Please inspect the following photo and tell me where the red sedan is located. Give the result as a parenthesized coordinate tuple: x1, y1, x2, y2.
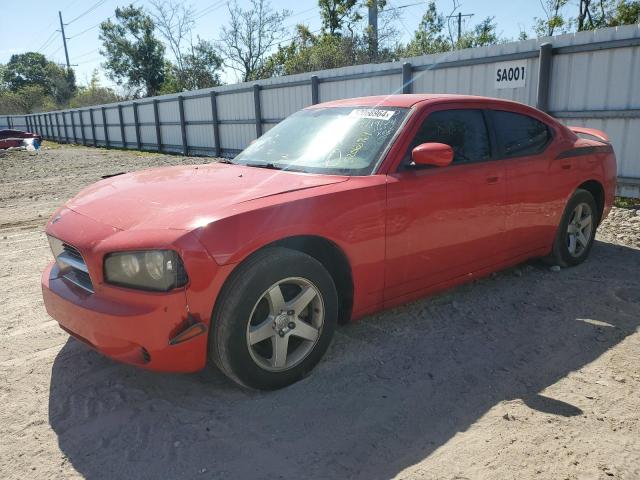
(41, 94, 617, 389)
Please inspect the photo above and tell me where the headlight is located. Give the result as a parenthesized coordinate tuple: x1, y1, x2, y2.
(104, 250, 188, 291)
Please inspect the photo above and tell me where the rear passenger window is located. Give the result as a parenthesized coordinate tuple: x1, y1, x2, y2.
(491, 110, 550, 157)
(410, 109, 491, 164)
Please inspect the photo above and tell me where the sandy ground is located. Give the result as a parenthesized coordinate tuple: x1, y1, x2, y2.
(0, 144, 639, 480)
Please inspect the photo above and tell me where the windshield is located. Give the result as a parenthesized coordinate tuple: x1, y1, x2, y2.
(233, 106, 409, 175)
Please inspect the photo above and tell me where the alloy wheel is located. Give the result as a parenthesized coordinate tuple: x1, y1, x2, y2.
(246, 277, 324, 372)
(567, 202, 593, 257)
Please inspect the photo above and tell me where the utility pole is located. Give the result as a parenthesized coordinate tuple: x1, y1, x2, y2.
(368, 1, 378, 61)
(446, 11, 473, 48)
(58, 11, 70, 69)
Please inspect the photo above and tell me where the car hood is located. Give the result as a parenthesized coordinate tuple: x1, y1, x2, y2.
(66, 162, 349, 230)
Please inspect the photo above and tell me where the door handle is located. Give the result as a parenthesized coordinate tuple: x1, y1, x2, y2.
(486, 176, 500, 184)
(561, 163, 572, 170)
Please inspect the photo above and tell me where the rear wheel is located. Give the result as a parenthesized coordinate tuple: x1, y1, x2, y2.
(550, 189, 598, 267)
(209, 247, 338, 390)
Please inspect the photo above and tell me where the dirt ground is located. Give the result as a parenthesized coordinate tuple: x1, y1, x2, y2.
(1, 144, 639, 480)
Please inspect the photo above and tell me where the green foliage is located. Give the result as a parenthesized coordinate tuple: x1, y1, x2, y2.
(99, 5, 166, 97)
(458, 17, 500, 49)
(0, 85, 48, 114)
(318, 0, 361, 35)
(577, 0, 640, 31)
(534, 0, 571, 37)
(398, 1, 450, 56)
(179, 38, 223, 90)
(2, 52, 76, 105)
(69, 70, 121, 108)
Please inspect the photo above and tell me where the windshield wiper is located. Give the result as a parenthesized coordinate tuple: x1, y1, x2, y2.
(246, 162, 286, 170)
(217, 158, 235, 164)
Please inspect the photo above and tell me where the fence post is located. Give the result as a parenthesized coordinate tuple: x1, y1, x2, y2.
(101, 107, 109, 147)
(62, 112, 69, 143)
(45, 114, 50, 139)
(70, 111, 77, 144)
(402, 62, 413, 94)
(79, 110, 86, 145)
(311, 75, 319, 105)
(536, 42, 553, 113)
(253, 84, 262, 138)
(133, 102, 142, 150)
(90, 108, 97, 146)
(55, 113, 61, 141)
(209, 91, 221, 157)
(153, 99, 162, 152)
(178, 96, 188, 155)
(26, 115, 31, 132)
(118, 104, 126, 148)
(8, 116, 12, 129)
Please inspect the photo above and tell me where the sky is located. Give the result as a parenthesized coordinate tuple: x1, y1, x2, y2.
(0, 0, 547, 89)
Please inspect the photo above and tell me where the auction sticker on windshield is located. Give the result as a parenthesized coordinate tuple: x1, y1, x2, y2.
(348, 109, 396, 120)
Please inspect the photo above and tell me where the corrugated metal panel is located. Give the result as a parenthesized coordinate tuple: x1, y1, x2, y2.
(158, 100, 180, 122)
(260, 84, 310, 119)
(320, 73, 401, 102)
(137, 103, 155, 124)
(184, 96, 211, 121)
(217, 91, 253, 120)
(219, 123, 254, 150)
(186, 124, 215, 148)
(160, 125, 181, 146)
(139, 125, 156, 145)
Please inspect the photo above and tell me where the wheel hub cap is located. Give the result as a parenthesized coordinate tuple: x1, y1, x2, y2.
(567, 202, 593, 257)
(246, 277, 324, 372)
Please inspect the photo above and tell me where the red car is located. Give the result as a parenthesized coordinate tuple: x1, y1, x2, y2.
(41, 94, 616, 389)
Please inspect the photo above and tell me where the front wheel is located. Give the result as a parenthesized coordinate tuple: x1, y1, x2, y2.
(550, 189, 598, 267)
(209, 247, 338, 390)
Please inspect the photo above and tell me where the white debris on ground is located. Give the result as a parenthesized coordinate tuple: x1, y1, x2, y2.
(598, 205, 640, 248)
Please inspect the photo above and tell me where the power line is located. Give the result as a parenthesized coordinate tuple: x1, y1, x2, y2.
(67, 0, 109, 25)
(67, 0, 141, 39)
(193, 0, 228, 21)
(36, 31, 58, 53)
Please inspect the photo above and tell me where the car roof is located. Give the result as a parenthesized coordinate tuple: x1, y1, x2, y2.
(308, 94, 527, 110)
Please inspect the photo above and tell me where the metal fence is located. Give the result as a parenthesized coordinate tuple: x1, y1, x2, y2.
(2, 24, 640, 197)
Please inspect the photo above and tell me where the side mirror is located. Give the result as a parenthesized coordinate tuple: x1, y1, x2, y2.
(411, 142, 453, 167)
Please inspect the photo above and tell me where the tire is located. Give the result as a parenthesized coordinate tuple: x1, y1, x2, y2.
(209, 247, 338, 390)
(550, 189, 598, 267)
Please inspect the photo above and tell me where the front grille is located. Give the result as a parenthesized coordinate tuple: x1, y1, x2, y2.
(48, 236, 95, 294)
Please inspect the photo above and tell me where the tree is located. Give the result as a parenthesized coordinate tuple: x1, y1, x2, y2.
(219, 0, 290, 82)
(534, 0, 571, 37)
(318, 0, 361, 35)
(2, 52, 76, 105)
(576, 0, 640, 30)
(459, 17, 500, 48)
(399, 1, 451, 56)
(181, 38, 223, 90)
(69, 70, 121, 108)
(99, 5, 166, 97)
(0, 85, 48, 114)
(608, 0, 640, 24)
(149, 0, 198, 89)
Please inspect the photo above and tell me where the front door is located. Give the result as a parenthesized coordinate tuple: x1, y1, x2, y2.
(384, 108, 507, 301)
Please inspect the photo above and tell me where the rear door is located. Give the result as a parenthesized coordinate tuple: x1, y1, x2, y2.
(487, 109, 576, 255)
(384, 107, 507, 301)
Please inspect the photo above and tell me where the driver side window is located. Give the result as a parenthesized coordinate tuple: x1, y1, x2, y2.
(408, 109, 491, 165)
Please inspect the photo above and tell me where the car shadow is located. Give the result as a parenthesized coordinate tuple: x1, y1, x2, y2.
(48, 240, 640, 479)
